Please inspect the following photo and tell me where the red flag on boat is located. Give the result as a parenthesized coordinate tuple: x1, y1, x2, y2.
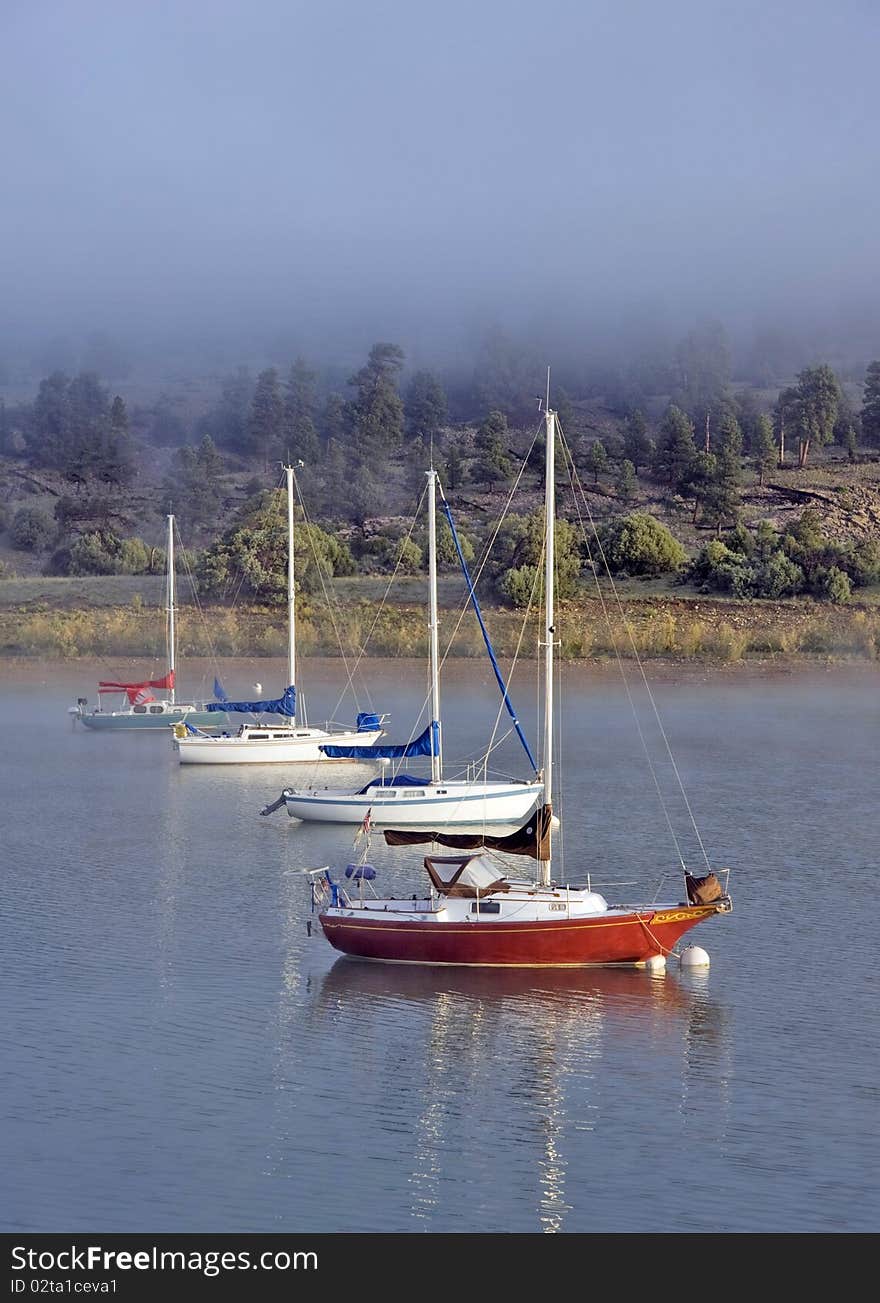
(361, 808, 373, 835)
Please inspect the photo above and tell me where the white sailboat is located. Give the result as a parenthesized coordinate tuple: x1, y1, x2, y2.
(172, 464, 385, 764)
(262, 466, 544, 825)
(69, 514, 230, 731)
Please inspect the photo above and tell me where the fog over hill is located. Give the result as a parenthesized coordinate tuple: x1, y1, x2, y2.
(1, 0, 878, 381)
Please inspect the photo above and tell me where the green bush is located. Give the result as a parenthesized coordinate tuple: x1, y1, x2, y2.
(64, 530, 152, 576)
(10, 505, 53, 551)
(751, 552, 804, 599)
(499, 564, 540, 608)
(813, 565, 852, 604)
(602, 512, 687, 575)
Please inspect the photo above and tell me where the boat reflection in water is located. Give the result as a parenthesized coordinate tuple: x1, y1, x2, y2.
(311, 957, 730, 1232)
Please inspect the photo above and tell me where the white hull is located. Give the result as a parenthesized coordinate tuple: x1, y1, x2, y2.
(282, 781, 543, 826)
(175, 726, 384, 765)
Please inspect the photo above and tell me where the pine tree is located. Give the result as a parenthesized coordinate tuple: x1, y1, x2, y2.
(29, 371, 72, 469)
(792, 365, 841, 467)
(405, 370, 447, 443)
(102, 394, 134, 485)
(623, 409, 652, 473)
(247, 368, 284, 470)
(652, 405, 697, 489)
(473, 410, 512, 492)
(349, 343, 405, 454)
(751, 414, 777, 486)
(585, 439, 608, 484)
(283, 357, 320, 463)
(445, 440, 466, 490)
(320, 393, 348, 446)
(214, 366, 254, 452)
(773, 386, 798, 466)
(615, 458, 636, 501)
(860, 361, 880, 448)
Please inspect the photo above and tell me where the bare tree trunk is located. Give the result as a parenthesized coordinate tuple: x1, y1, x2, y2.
(779, 419, 785, 465)
(704, 411, 710, 455)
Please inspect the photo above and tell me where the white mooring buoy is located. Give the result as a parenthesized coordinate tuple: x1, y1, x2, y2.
(645, 954, 667, 972)
(679, 945, 711, 968)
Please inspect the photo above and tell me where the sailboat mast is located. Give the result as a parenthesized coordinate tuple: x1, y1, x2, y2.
(285, 465, 297, 723)
(166, 513, 176, 705)
(427, 467, 442, 783)
(540, 406, 555, 887)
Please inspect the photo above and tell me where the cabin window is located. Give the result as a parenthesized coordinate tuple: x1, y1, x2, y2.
(149, 706, 164, 714)
(296, 732, 309, 737)
(251, 733, 268, 740)
(470, 900, 501, 914)
(402, 791, 425, 798)
(133, 705, 148, 714)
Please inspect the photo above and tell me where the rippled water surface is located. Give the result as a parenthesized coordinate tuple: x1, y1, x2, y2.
(2, 659, 878, 1233)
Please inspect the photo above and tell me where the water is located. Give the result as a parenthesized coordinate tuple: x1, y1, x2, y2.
(1, 658, 878, 1233)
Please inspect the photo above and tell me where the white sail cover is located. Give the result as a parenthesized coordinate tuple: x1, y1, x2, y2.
(455, 855, 505, 892)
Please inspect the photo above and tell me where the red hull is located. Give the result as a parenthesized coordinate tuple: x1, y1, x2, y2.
(319, 904, 726, 967)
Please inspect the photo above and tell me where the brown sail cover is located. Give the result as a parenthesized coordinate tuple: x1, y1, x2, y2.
(383, 803, 552, 860)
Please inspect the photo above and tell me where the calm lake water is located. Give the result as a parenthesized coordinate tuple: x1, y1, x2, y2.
(1, 657, 878, 1234)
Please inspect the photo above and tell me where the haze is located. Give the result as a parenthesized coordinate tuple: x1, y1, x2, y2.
(2, 0, 878, 373)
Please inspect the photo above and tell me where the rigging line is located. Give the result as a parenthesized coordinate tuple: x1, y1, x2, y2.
(438, 487, 537, 775)
(372, 430, 543, 781)
(436, 423, 542, 674)
(174, 519, 223, 682)
(331, 479, 430, 722)
(557, 432, 688, 870)
(291, 469, 365, 715)
(477, 530, 543, 778)
(558, 428, 712, 874)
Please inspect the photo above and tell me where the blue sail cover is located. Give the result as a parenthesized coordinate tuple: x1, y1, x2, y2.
(356, 712, 382, 731)
(206, 685, 296, 716)
(213, 677, 228, 702)
(320, 720, 438, 760)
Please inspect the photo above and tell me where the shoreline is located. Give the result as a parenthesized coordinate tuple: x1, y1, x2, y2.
(3, 652, 879, 684)
(1, 592, 878, 666)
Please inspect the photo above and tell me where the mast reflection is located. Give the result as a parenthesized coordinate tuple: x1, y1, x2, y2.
(313, 959, 724, 1231)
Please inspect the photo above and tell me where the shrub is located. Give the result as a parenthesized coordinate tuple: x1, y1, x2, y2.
(751, 552, 804, 599)
(499, 564, 540, 608)
(10, 505, 53, 551)
(601, 512, 687, 576)
(812, 565, 852, 604)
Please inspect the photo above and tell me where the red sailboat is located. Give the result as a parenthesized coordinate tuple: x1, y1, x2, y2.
(309, 393, 732, 968)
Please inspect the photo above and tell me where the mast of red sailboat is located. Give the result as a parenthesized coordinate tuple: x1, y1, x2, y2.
(539, 385, 555, 889)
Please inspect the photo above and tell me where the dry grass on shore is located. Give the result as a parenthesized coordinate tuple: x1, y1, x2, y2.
(1, 594, 877, 664)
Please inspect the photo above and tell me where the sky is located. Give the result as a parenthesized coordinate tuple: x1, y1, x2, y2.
(1, 0, 878, 372)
